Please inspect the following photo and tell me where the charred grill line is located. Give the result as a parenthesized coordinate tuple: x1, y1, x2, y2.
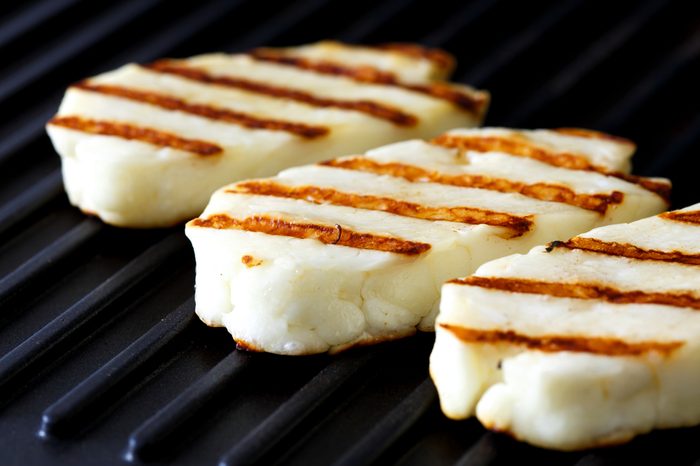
(145, 62, 419, 126)
(229, 180, 534, 237)
(72, 82, 329, 138)
(441, 324, 683, 357)
(452, 276, 700, 311)
(190, 213, 432, 256)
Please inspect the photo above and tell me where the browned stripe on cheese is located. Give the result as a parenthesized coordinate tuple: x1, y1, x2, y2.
(553, 127, 635, 147)
(374, 43, 455, 71)
(188, 214, 430, 255)
(433, 133, 603, 171)
(440, 324, 683, 357)
(73, 82, 328, 139)
(548, 237, 700, 266)
(450, 276, 700, 310)
(432, 133, 671, 203)
(144, 61, 418, 126)
(660, 210, 700, 225)
(323, 157, 623, 214)
(47, 116, 222, 155)
(228, 180, 533, 237)
(248, 50, 488, 115)
(613, 173, 671, 202)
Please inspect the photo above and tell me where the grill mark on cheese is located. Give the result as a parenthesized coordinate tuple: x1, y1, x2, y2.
(440, 324, 683, 357)
(144, 61, 418, 126)
(433, 133, 604, 171)
(189, 214, 430, 255)
(660, 210, 700, 225)
(613, 173, 671, 202)
(323, 157, 623, 214)
(47, 116, 222, 155)
(228, 180, 534, 237)
(248, 50, 487, 114)
(374, 43, 455, 71)
(553, 127, 635, 147)
(72, 82, 329, 139)
(548, 237, 700, 266)
(432, 133, 671, 202)
(450, 276, 700, 310)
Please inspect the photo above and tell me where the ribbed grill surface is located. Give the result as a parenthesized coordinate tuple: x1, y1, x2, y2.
(1, 1, 699, 465)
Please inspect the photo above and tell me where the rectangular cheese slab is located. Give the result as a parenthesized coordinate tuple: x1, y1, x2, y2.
(431, 204, 700, 451)
(45, 41, 488, 227)
(185, 127, 669, 355)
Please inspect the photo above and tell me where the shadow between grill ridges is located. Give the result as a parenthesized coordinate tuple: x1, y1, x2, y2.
(0, 0, 161, 107)
(0, 0, 81, 50)
(37, 296, 197, 439)
(125, 350, 255, 463)
(0, 218, 103, 311)
(420, 0, 499, 48)
(332, 377, 437, 466)
(458, 0, 585, 87)
(0, 170, 64, 240)
(502, 0, 669, 127)
(217, 351, 376, 466)
(596, 29, 700, 133)
(0, 232, 188, 405)
(336, 0, 415, 43)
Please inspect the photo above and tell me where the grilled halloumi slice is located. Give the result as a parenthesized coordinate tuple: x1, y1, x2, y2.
(431, 204, 700, 451)
(185, 127, 669, 355)
(45, 41, 487, 228)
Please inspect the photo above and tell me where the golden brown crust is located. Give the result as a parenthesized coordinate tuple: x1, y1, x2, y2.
(248, 49, 487, 115)
(553, 127, 635, 147)
(250, 48, 399, 83)
(440, 324, 683, 357)
(241, 255, 263, 267)
(323, 157, 623, 214)
(612, 173, 671, 203)
(144, 61, 418, 126)
(73, 82, 329, 139)
(450, 276, 700, 310)
(228, 180, 533, 238)
(432, 133, 670, 202)
(234, 338, 263, 352)
(549, 237, 700, 266)
(47, 115, 222, 155)
(189, 214, 431, 255)
(374, 43, 456, 71)
(433, 133, 603, 171)
(660, 210, 700, 225)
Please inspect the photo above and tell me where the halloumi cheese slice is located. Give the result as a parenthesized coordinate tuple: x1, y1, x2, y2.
(431, 204, 700, 451)
(45, 41, 488, 227)
(185, 127, 669, 355)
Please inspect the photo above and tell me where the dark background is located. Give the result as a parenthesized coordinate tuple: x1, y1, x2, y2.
(0, 0, 699, 465)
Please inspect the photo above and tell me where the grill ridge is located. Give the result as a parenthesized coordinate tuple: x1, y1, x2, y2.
(503, 0, 670, 126)
(38, 297, 197, 438)
(333, 378, 437, 466)
(218, 352, 375, 466)
(126, 351, 254, 462)
(0, 233, 187, 403)
(0, 220, 102, 309)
